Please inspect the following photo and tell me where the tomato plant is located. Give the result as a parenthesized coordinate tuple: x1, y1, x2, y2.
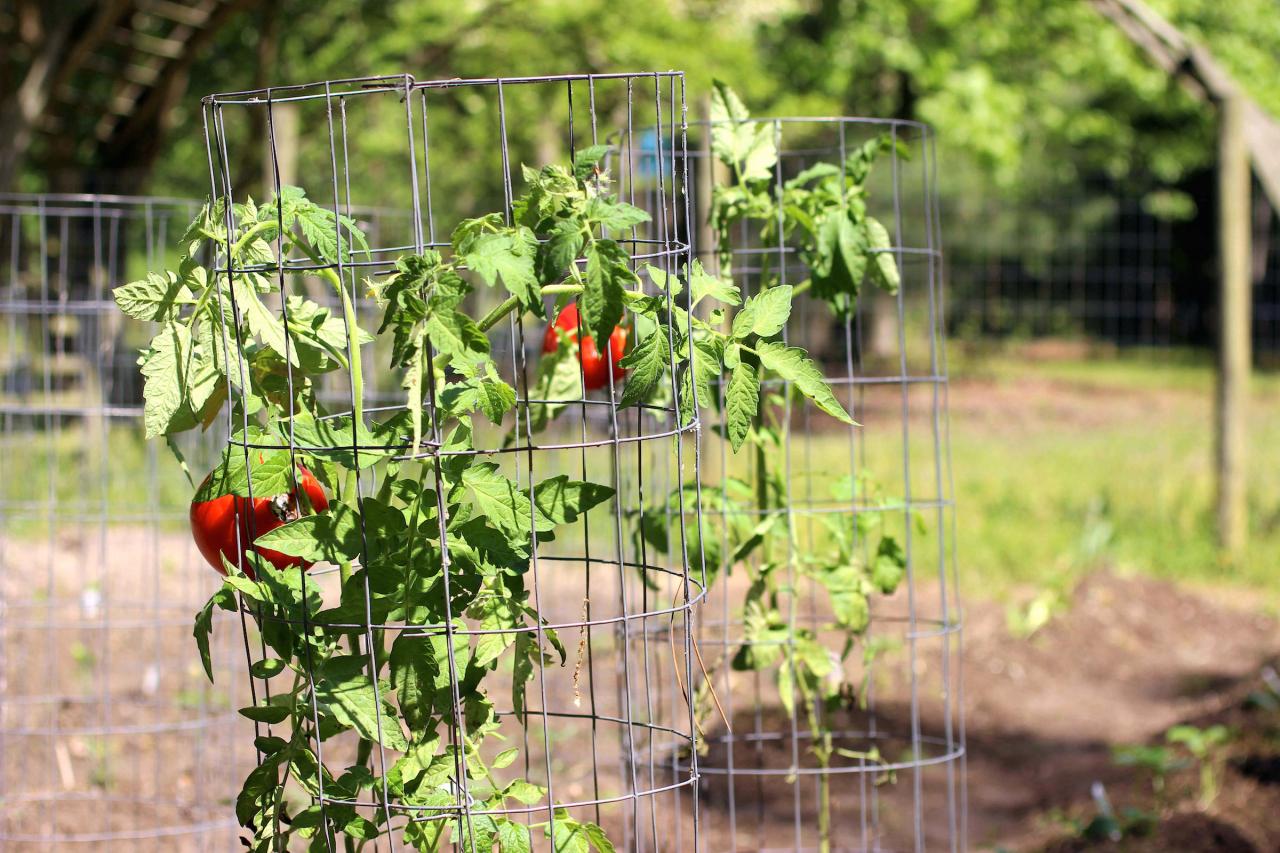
(116, 132, 855, 852)
(541, 302, 627, 390)
(630, 83, 913, 853)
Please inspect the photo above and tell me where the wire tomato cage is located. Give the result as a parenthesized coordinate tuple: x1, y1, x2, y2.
(0, 193, 246, 848)
(627, 111, 965, 852)
(197, 72, 707, 851)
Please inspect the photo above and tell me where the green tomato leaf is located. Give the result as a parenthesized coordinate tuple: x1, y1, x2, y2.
(252, 504, 361, 564)
(583, 822, 617, 853)
(538, 218, 586, 283)
(688, 260, 740, 308)
(425, 307, 489, 365)
(457, 223, 542, 314)
(547, 815, 591, 853)
(811, 213, 868, 310)
(529, 333, 584, 433)
(462, 462, 541, 543)
(314, 655, 409, 752)
(618, 325, 670, 410)
(642, 264, 684, 298)
(819, 562, 871, 632)
(238, 703, 291, 724)
(441, 372, 516, 425)
(686, 337, 722, 417)
(573, 144, 611, 181)
(491, 747, 519, 770)
(497, 819, 533, 853)
(777, 658, 796, 718)
(725, 361, 760, 453)
(285, 410, 413, 470)
(472, 593, 524, 668)
(113, 271, 193, 321)
(193, 437, 296, 502)
(532, 475, 615, 526)
(233, 277, 296, 367)
(755, 341, 855, 425)
(389, 634, 440, 731)
(193, 584, 237, 683)
(709, 80, 776, 182)
(138, 322, 220, 438)
(710, 79, 750, 124)
(504, 779, 546, 806)
(730, 285, 792, 340)
(284, 294, 372, 371)
(582, 238, 632, 349)
(235, 754, 285, 827)
(865, 216, 900, 295)
(872, 535, 906, 594)
(585, 196, 650, 232)
(249, 658, 287, 679)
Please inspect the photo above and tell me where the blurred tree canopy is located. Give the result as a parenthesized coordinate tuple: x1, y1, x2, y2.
(756, 0, 1280, 196)
(5, 0, 1279, 217)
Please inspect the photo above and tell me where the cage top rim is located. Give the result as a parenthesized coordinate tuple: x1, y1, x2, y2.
(682, 115, 933, 135)
(202, 70, 687, 106)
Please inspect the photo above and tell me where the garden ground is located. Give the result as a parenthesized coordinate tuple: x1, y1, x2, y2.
(886, 342, 1280, 850)
(4, 343, 1280, 850)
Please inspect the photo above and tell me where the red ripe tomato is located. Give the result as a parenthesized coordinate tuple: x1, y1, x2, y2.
(190, 462, 329, 579)
(542, 302, 627, 391)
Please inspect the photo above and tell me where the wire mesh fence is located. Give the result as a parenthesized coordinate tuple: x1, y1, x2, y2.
(0, 194, 246, 848)
(944, 193, 1181, 347)
(628, 113, 964, 852)
(195, 72, 705, 851)
(1250, 192, 1280, 355)
(943, 181, 1280, 356)
(2, 82, 974, 853)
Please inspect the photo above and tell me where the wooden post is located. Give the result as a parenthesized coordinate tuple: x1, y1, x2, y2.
(1216, 93, 1251, 557)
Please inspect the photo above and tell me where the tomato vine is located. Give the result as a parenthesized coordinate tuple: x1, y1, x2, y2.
(116, 132, 856, 851)
(637, 83, 915, 853)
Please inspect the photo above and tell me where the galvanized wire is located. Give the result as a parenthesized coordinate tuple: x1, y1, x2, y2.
(632, 117, 965, 852)
(202, 72, 703, 851)
(0, 193, 246, 848)
(943, 182, 1279, 355)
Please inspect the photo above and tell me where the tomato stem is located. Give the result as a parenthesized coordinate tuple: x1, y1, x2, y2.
(476, 283, 647, 333)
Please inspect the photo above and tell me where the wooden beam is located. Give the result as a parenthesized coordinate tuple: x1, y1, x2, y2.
(1091, 0, 1270, 558)
(1216, 94, 1251, 557)
(1091, 0, 1280, 211)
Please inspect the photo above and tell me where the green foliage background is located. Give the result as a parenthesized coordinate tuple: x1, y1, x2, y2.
(135, 0, 1280, 221)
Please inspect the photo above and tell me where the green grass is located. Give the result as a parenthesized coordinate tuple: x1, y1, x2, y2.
(940, 346, 1280, 603)
(0, 422, 202, 534)
(4, 345, 1278, 609)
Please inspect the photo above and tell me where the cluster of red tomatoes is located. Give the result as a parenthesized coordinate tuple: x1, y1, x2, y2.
(191, 305, 626, 576)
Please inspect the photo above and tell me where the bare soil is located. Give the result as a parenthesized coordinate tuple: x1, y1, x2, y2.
(950, 571, 1279, 851)
(2, 532, 1280, 845)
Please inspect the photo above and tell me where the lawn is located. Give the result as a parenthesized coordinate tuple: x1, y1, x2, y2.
(4, 343, 1277, 610)
(943, 344, 1280, 605)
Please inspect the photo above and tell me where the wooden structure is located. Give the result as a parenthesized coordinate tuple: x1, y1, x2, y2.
(1093, 0, 1280, 557)
(0, 0, 258, 195)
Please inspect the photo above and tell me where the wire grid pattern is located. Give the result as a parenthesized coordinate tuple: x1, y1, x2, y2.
(202, 73, 705, 851)
(0, 194, 245, 848)
(943, 186, 1280, 355)
(630, 118, 964, 852)
(943, 191, 1181, 347)
(1251, 193, 1280, 354)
